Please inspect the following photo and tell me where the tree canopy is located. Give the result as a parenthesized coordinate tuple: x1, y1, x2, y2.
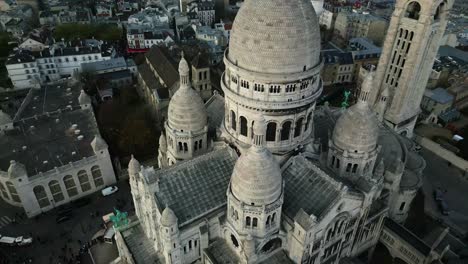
(54, 24, 122, 41)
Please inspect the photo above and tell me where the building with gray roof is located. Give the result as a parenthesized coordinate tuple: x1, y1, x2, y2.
(0, 79, 116, 217)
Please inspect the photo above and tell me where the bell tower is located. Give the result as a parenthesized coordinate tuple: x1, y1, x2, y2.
(371, 0, 453, 137)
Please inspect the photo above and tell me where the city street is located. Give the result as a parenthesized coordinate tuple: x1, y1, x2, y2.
(420, 148, 468, 237)
(0, 180, 134, 264)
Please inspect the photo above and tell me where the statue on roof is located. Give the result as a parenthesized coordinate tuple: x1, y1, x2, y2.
(341, 90, 351, 109)
(110, 208, 129, 229)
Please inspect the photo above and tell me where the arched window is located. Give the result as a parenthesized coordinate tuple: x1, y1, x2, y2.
(194, 141, 198, 151)
(91, 165, 104, 187)
(240, 116, 248, 136)
(352, 164, 358, 173)
(305, 113, 313, 131)
(63, 175, 78, 197)
(246, 216, 251, 227)
(294, 118, 304, 138)
(405, 1, 421, 20)
(78, 170, 91, 192)
(33, 185, 50, 208)
(199, 139, 202, 149)
(266, 215, 271, 226)
(271, 212, 276, 223)
(252, 218, 258, 228)
(266, 122, 277, 142)
(48, 180, 64, 203)
(346, 163, 352, 172)
(336, 159, 340, 169)
(183, 142, 188, 152)
(281, 121, 292, 141)
(231, 111, 237, 131)
(0, 182, 9, 200)
(5, 181, 20, 202)
(178, 142, 183, 151)
(231, 234, 239, 248)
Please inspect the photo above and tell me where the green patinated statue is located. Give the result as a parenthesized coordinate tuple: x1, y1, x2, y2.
(341, 90, 351, 109)
(110, 208, 129, 229)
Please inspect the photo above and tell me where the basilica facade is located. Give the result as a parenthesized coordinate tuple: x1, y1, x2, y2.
(115, 0, 452, 263)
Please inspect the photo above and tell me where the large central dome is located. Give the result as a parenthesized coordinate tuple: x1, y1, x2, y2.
(228, 0, 321, 74)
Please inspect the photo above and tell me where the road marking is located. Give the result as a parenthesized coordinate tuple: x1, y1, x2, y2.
(0, 216, 12, 229)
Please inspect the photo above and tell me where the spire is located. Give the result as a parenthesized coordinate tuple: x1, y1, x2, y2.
(252, 114, 266, 147)
(178, 51, 190, 87)
(358, 66, 375, 105)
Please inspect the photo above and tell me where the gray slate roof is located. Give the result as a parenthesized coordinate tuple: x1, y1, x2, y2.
(205, 93, 225, 131)
(204, 238, 240, 264)
(282, 156, 342, 220)
(153, 148, 238, 226)
(121, 223, 164, 264)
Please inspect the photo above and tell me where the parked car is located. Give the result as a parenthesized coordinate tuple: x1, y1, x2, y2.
(15, 236, 33, 246)
(56, 215, 71, 223)
(437, 200, 450, 216)
(101, 186, 119, 197)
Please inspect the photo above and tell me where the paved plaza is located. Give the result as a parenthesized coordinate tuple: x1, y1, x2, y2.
(420, 148, 468, 237)
(0, 180, 134, 264)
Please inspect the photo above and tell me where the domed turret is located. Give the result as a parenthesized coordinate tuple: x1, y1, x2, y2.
(159, 134, 167, 153)
(128, 155, 140, 175)
(8, 160, 27, 179)
(78, 90, 91, 106)
(167, 55, 207, 132)
(231, 114, 282, 205)
(228, 0, 320, 74)
(91, 134, 108, 153)
(161, 207, 177, 227)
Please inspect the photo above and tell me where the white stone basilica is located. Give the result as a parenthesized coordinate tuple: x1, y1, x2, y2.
(115, 0, 452, 263)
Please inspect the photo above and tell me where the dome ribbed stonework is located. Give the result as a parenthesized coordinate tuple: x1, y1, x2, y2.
(167, 58, 207, 132)
(332, 102, 379, 153)
(228, 0, 320, 74)
(230, 147, 282, 205)
(161, 207, 177, 227)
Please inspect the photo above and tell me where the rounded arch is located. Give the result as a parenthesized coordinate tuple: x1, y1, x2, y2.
(266, 122, 277, 142)
(33, 185, 50, 208)
(240, 116, 248, 136)
(77, 170, 91, 192)
(260, 237, 282, 253)
(91, 165, 104, 187)
(404, 1, 421, 20)
(280, 120, 292, 141)
(48, 180, 64, 203)
(63, 174, 78, 198)
(0, 181, 9, 200)
(256, 234, 286, 254)
(231, 110, 237, 131)
(294, 117, 304, 138)
(5, 181, 20, 203)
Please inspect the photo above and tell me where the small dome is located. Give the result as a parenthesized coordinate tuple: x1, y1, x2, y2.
(231, 146, 282, 205)
(161, 207, 177, 227)
(228, 0, 320, 74)
(91, 135, 108, 152)
(252, 114, 267, 136)
(8, 160, 27, 178)
(128, 155, 140, 174)
(178, 55, 190, 76)
(0, 110, 12, 125)
(167, 85, 207, 132)
(332, 102, 379, 153)
(78, 90, 91, 105)
(159, 134, 167, 152)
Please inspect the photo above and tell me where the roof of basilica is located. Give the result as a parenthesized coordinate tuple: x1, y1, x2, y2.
(282, 155, 352, 220)
(121, 222, 164, 264)
(152, 147, 238, 227)
(228, 0, 321, 74)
